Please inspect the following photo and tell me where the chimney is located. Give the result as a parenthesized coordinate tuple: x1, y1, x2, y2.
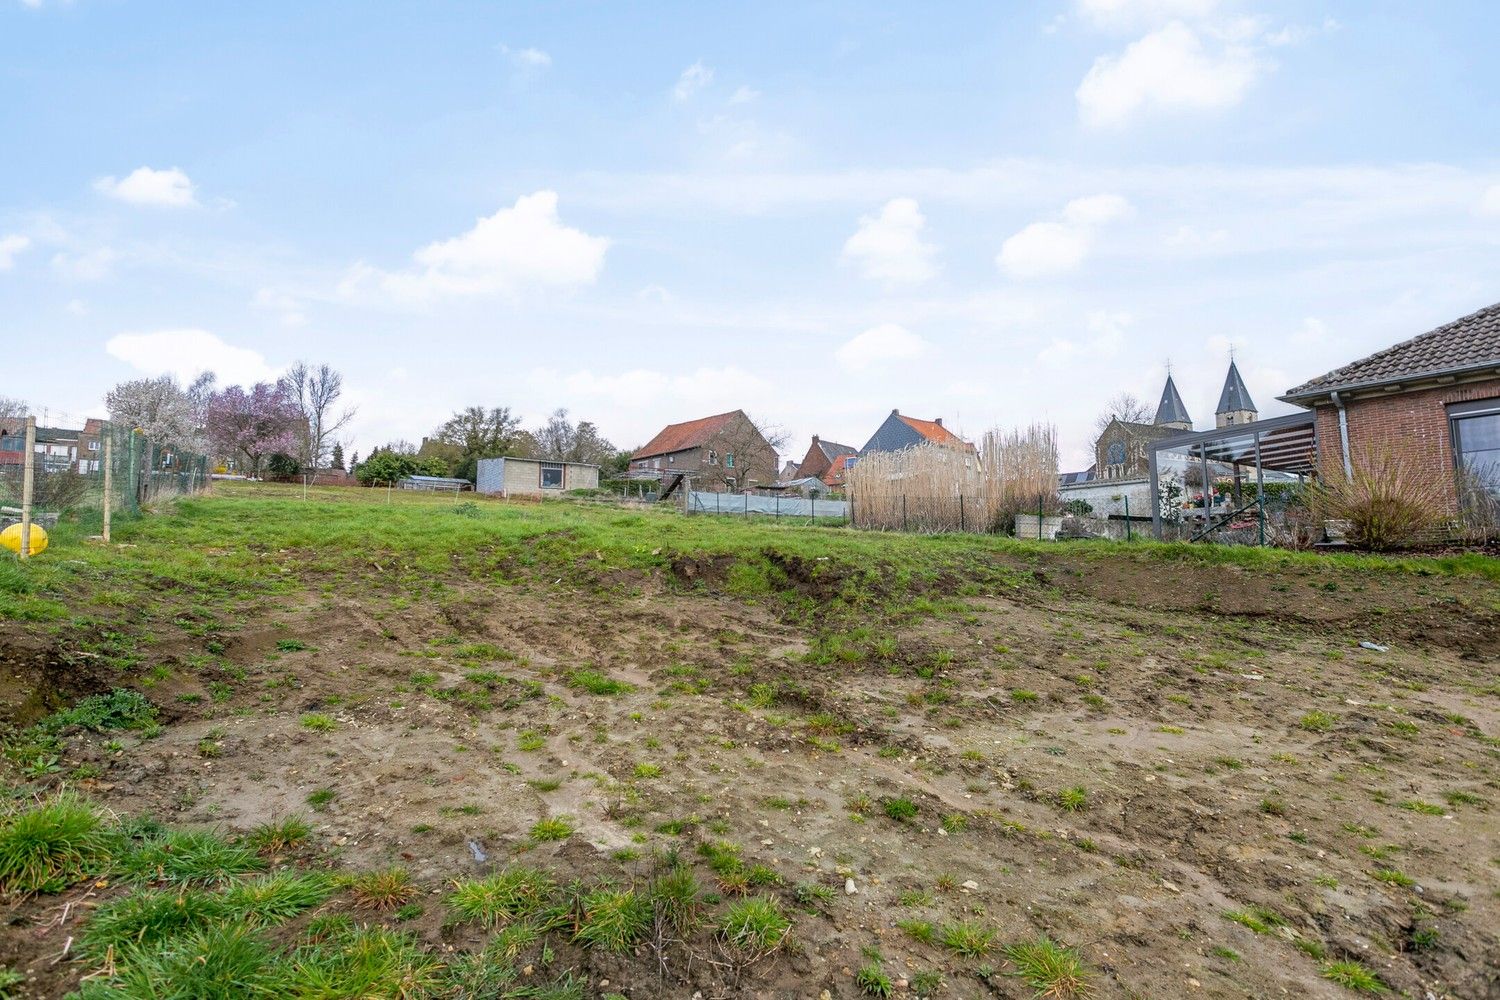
(891, 408, 900, 415)
(811, 434, 819, 443)
(934, 417, 943, 427)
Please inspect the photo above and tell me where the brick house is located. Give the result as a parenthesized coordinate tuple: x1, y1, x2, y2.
(1279, 301, 1500, 514)
(628, 409, 778, 492)
(858, 409, 975, 455)
(793, 435, 856, 482)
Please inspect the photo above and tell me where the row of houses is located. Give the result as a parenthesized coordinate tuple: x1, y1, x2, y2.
(0, 418, 106, 474)
(617, 300, 1500, 524)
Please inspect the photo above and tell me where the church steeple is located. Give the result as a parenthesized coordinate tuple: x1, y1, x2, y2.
(1215, 358, 1257, 428)
(1154, 372, 1192, 431)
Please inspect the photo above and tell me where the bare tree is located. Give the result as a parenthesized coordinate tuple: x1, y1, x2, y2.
(1093, 392, 1154, 436)
(284, 362, 355, 479)
(0, 396, 28, 421)
(530, 408, 617, 465)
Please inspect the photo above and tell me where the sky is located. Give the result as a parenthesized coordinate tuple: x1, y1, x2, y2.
(3, 0, 1498, 470)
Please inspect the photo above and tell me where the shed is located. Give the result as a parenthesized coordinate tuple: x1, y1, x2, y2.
(476, 457, 600, 498)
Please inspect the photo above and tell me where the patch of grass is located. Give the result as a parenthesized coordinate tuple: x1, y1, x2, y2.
(299, 713, 337, 732)
(1223, 906, 1286, 934)
(447, 866, 557, 926)
(84, 922, 285, 999)
(568, 669, 633, 696)
(117, 829, 264, 886)
(222, 871, 336, 924)
(306, 788, 336, 811)
(939, 920, 995, 958)
(649, 865, 702, 932)
(0, 793, 115, 897)
(276, 639, 312, 652)
(1004, 935, 1092, 998)
(719, 895, 791, 957)
(243, 815, 311, 855)
(1010, 689, 1039, 703)
(529, 816, 575, 842)
(350, 866, 418, 909)
(79, 887, 227, 957)
(633, 762, 662, 779)
(898, 918, 936, 944)
(1056, 786, 1088, 812)
(1321, 960, 1387, 993)
(882, 796, 919, 822)
(1397, 800, 1445, 816)
(1300, 710, 1336, 732)
(286, 925, 442, 997)
(1370, 868, 1413, 887)
(857, 961, 895, 997)
(574, 887, 651, 953)
(516, 730, 546, 752)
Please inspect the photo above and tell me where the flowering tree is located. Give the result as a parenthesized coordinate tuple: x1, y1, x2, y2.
(105, 375, 204, 451)
(205, 382, 301, 478)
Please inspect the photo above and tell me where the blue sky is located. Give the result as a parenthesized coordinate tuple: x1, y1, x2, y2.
(3, 0, 1498, 469)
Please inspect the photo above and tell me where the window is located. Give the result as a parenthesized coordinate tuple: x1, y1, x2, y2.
(667, 454, 674, 464)
(540, 463, 564, 489)
(1451, 402, 1500, 494)
(707, 449, 717, 465)
(725, 453, 734, 469)
(88, 440, 100, 451)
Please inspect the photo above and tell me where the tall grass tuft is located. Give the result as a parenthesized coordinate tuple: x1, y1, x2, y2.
(1004, 935, 1092, 998)
(0, 793, 116, 898)
(1307, 449, 1449, 550)
(116, 829, 264, 886)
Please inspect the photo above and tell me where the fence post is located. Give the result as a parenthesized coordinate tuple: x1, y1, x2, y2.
(810, 496, 815, 526)
(1123, 495, 1131, 542)
(959, 494, 965, 533)
(902, 494, 907, 533)
(775, 494, 780, 521)
(19, 416, 36, 559)
(102, 430, 113, 543)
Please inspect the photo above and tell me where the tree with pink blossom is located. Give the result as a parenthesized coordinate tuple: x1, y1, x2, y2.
(205, 382, 301, 478)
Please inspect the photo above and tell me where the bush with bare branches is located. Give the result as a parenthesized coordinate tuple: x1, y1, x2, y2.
(1306, 449, 1450, 550)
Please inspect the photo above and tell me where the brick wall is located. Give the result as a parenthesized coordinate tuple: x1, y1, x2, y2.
(1311, 378, 1500, 514)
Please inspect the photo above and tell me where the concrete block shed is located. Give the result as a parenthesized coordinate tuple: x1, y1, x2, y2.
(475, 457, 600, 498)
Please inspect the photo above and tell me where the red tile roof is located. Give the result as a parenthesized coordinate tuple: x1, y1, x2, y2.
(632, 410, 743, 460)
(822, 453, 854, 485)
(899, 414, 974, 451)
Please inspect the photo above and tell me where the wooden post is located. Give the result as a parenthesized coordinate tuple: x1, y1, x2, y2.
(102, 430, 113, 543)
(19, 416, 36, 559)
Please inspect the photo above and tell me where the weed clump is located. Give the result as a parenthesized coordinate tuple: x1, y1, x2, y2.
(720, 895, 791, 959)
(1004, 935, 1092, 998)
(0, 794, 115, 898)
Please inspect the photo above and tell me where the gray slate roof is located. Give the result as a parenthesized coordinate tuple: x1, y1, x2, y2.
(1216, 360, 1257, 414)
(815, 438, 856, 461)
(1282, 301, 1500, 399)
(1154, 375, 1192, 426)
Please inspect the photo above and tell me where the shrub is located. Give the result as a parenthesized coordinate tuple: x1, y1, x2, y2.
(1306, 449, 1448, 550)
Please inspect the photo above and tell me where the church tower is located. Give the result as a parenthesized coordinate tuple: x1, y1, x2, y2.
(1215, 359, 1258, 428)
(1154, 373, 1192, 432)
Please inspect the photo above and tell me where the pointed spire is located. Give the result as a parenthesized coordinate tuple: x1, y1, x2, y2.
(1216, 359, 1257, 416)
(1154, 373, 1192, 428)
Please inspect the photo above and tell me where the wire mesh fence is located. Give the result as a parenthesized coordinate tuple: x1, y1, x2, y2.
(848, 493, 1063, 536)
(1, 413, 211, 556)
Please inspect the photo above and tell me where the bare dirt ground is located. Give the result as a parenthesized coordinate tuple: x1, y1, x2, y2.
(1, 507, 1498, 999)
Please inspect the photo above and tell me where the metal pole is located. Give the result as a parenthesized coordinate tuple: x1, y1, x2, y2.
(19, 416, 36, 559)
(127, 431, 140, 514)
(902, 494, 907, 532)
(1254, 431, 1266, 547)
(1124, 494, 1131, 542)
(102, 429, 113, 543)
(810, 496, 815, 526)
(1198, 444, 1212, 541)
(1148, 445, 1162, 541)
(959, 494, 965, 533)
(775, 493, 780, 521)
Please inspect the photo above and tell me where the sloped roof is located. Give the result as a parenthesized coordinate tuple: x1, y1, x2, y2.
(822, 453, 855, 484)
(632, 410, 743, 459)
(1282, 301, 1500, 400)
(1216, 360, 1257, 414)
(814, 438, 856, 461)
(1154, 375, 1192, 426)
(897, 414, 972, 449)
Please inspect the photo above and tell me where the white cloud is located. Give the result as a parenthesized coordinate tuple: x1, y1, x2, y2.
(105, 329, 281, 385)
(1075, 0, 1219, 30)
(673, 61, 714, 101)
(499, 44, 551, 75)
(997, 223, 1091, 279)
(835, 323, 930, 370)
(345, 190, 608, 301)
(1061, 193, 1133, 226)
(841, 197, 939, 284)
(93, 166, 199, 207)
(1036, 310, 1132, 367)
(1076, 21, 1264, 127)
(1479, 184, 1500, 217)
(729, 85, 760, 104)
(997, 194, 1131, 279)
(0, 234, 29, 270)
(254, 288, 307, 328)
(51, 247, 118, 281)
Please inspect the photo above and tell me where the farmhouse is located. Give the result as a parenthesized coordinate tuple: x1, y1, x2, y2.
(1280, 300, 1500, 513)
(628, 409, 778, 492)
(858, 409, 974, 456)
(475, 457, 600, 498)
(792, 435, 856, 482)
